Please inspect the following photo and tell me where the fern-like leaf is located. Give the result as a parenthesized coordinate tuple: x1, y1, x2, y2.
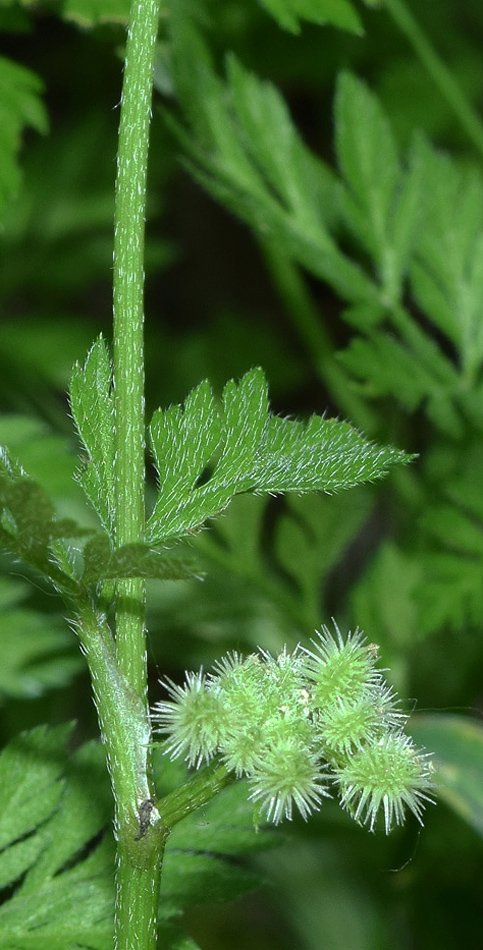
(147, 366, 410, 545)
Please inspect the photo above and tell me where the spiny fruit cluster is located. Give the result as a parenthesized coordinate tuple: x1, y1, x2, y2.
(152, 624, 434, 832)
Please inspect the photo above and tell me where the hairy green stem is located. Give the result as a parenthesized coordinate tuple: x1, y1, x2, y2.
(111, 0, 161, 947)
(77, 605, 153, 829)
(384, 0, 483, 162)
(158, 760, 237, 828)
(115, 841, 165, 950)
(113, 0, 160, 694)
(114, 764, 237, 948)
(77, 604, 168, 949)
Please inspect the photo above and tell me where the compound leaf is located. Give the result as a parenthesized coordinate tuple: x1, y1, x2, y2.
(348, 540, 423, 665)
(421, 504, 483, 558)
(338, 331, 462, 436)
(227, 54, 338, 240)
(163, 32, 371, 304)
(0, 726, 114, 950)
(335, 72, 425, 302)
(168, 45, 483, 437)
(147, 367, 410, 544)
(19, 738, 111, 888)
(0, 448, 55, 567)
(274, 490, 373, 626)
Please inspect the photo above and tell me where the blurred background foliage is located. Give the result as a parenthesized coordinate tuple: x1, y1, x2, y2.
(1, 0, 483, 948)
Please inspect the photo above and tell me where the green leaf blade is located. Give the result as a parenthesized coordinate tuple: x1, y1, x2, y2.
(0, 450, 59, 572)
(150, 378, 221, 507)
(0, 724, 69, 864)
(335, 72, 401, 273)
(408, 139, 483, 385)
(254, 414, 411, 493)
(69, 336, 116, 537)
(215, 366, 269, 488)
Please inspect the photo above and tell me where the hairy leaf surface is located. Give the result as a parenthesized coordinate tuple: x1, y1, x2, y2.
(70, 336, 116, 537)
(147, 367, 409, 544)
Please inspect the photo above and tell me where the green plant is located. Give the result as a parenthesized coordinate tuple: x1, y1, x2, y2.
(153, 625, 434, 832)
(2, 0, 483, 949)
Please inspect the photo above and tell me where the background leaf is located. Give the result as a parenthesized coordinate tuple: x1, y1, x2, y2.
(409, 714, 483, 838)
(0, 577, 81, 700)
(0, 55, 47, 226)
(161, 779, 281, 905)
(0, 727, 115, 950)
(60, 0, 131, 26)
(257, 0, 362, 34)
